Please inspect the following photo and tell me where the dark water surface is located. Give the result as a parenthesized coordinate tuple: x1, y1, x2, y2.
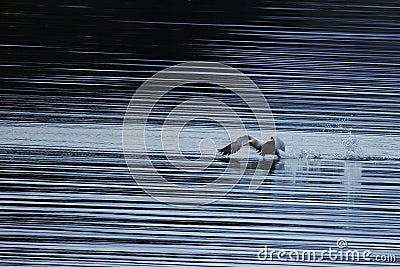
(1, 1, 399, 266)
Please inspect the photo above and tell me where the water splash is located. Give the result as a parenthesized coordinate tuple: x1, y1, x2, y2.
(342, 132, 363, 160)
(321, 116, 351, 134)
(297, 149, 321, 159)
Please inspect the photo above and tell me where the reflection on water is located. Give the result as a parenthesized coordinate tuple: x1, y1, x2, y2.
(1, 0, 400, 266)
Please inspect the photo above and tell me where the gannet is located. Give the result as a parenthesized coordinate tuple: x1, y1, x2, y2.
(218, 135, 286, 158)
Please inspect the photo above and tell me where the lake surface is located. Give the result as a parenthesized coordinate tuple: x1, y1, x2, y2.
(1, 1, 399, 266)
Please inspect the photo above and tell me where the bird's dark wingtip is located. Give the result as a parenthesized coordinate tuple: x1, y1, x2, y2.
(218, 144, 232, 156)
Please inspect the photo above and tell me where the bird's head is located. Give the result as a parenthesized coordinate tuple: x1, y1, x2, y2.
(248, 138, 260, 147)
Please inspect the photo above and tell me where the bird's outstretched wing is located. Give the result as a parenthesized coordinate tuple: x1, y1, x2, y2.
(274, 135, 285, 152)
(257, 139, 276, 156)
(218, 135, 250, 156)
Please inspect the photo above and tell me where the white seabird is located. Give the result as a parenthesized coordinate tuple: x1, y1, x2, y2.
(218, 135, 286, 158)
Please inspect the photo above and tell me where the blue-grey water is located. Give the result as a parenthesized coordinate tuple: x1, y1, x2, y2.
(1, 1, 399, 266)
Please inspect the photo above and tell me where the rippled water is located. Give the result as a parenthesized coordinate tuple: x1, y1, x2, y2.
(1, 1, 399, 266)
